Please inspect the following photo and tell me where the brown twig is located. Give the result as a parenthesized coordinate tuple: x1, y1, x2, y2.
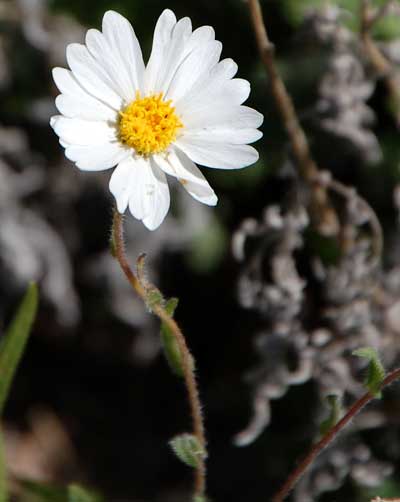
(247, 0, 384, 261)
(363, 0, 395, 30)
(314, 173, 384, 263)
(272, 367, 400, 502)
(361, 0, 400, 127)
(247, 0, 339, 236)
(371, 498, 400, 502)
(111, 209, 207, 498)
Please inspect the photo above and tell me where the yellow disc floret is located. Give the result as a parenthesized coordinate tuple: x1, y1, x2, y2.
(118, 92, 183, 156)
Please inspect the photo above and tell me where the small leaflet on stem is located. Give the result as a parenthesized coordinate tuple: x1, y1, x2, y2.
(160, 298, 189, 377)
(169, 433, 207, 469)
(136, 253, 147, 284)
(319, 394, 342, 436)
(353, 347, 386, 398)
(135, 254, 165, 312)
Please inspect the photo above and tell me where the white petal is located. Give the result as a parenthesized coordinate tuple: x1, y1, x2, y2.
(188, 25, 215, 47)
(154, 17, 193, 95)
(182, 105, 264, 131)
(85, 12, 145, 103)
(109, 157, 136, 213)
(213, 58, 238, 80)
(66, 43, 123, 110)
(125, 157, 170, 230)
(164, 26, 218, 100)
(175, 58, 241, 112)
(50, 116, 117, 145)
(102, 11, 145, 95)
(145, 11, 230, 105)
(144, 9, 177, 94)
(178, 79, 250, 120)
(53, 68, 118, 121)
(65, 143, 129, 171)
(175, 137, 259, 170)
(182, 128, 263, 145)
(85, 29, 134, 103)
(165, 40, 222, 102)
(154, 147, 217, 206)
(55, 94, 118, 122)
(145, 13, 193, 95)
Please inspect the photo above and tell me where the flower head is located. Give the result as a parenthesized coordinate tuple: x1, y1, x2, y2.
(50, 10, 263, 230)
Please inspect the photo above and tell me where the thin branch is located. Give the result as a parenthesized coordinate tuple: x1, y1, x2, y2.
(247, 0, 384, 262)
(371, 498, 400, 502)
(111, 209, 207, 498)
(272, 367, 400, 502)
(314, 173, 384, 263)
(363, 0, 395, 30)
(247, 0, 339, 236)
(361, 0, 400, 128)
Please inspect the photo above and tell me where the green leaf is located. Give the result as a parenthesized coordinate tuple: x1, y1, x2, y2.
(68, 484, 103, 502)
(19, 480, 103, 502)
(372, 14, 400, 41)
(19, 479, 66, 502)
(164, 297, 179, 318)
(353, 347, 386, 398)
(160, 298, 181, 376)
(169, 433, 207, 469)
(0, 431, 7, 502)
(145, 287, 164, 312)
(319, 394, 342, 436)
(160, 298, 192, 378)
(0, 283, 38, 414)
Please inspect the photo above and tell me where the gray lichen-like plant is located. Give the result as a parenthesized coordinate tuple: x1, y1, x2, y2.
(237, 0, 400, 500)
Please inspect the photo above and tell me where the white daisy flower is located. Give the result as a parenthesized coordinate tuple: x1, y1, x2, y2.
(50, 9, 263, 230)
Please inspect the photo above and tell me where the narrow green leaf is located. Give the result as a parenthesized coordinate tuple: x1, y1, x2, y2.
(193, 496, 209, 502)
(68, 484, 103, 502)
(0, 430, 7, 502)
(0, 283, 38, 414)
(353, 347, 386, 398)
(160, 298, 187, 377)
(145, 287, 164, 312)
(19, 480, 104, 502)
(319, 394, 342, 436)
(169, 433, 207, 469)
(164, 297, 179, 318)
(19, 479, 66, 502)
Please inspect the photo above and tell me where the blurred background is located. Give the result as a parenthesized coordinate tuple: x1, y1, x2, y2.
(2, 0, 400, 500)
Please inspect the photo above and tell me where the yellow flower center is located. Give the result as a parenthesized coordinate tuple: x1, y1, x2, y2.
(118, 92, 183, 156)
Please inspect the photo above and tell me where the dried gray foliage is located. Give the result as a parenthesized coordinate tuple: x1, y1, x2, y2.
(233, 7, 400, 497)
(234, 188, 400, 496)
(295, 442, 393, 502)
(0, 132, 79, 327)
(305, 6, 382, 164)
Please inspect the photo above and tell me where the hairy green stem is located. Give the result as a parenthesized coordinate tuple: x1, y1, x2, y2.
(111, 209, 207, 498)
